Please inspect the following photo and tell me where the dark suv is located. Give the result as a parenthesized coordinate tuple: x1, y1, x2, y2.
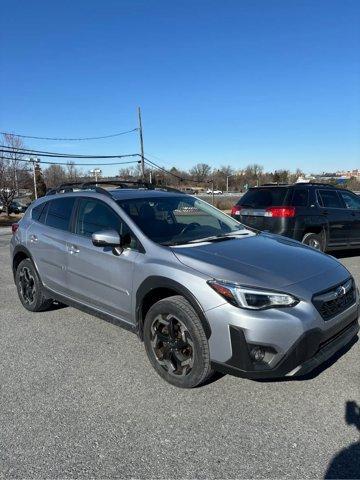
(231, 183, 360, 252)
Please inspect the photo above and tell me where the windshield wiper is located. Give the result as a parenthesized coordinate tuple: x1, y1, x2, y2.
(162, 235, 232, 246)
(163, 231, 250, 247)
(224, 230, 249, 236)
(188, 235, 235, 244)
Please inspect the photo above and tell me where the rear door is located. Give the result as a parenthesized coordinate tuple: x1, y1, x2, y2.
(27, 197, 76, 294)
(64, 197, 140, 323)
(316, 189, 352, 247)
(338, 190, 360, 246)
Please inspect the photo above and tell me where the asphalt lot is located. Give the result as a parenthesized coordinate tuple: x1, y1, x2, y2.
(0, 231, 359, 479)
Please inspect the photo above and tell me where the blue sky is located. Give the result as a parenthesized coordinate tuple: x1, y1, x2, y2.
(1, 0, 359, 176)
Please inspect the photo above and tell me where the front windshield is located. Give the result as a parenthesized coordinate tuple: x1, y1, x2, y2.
(117, 195, 244, 246)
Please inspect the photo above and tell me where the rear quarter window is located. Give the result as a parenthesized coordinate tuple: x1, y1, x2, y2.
(31, 202, 46, 221)
(291, 189, 309, 207)
(45, 197, 76, 231)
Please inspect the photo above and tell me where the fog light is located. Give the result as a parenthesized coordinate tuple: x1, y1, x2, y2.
(250, 346, 265, 362)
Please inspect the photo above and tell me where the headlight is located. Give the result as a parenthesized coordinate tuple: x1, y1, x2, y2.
(208, 280, 298, 310)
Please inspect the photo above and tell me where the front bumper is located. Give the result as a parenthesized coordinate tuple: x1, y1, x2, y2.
(210, 309, 359, 379)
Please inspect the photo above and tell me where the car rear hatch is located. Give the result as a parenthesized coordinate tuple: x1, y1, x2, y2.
(233, 187, 294, 232)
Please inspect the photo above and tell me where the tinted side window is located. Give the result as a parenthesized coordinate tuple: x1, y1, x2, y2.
(318, 190, 343, 208)
(339, 191, 360, 209)
(45, 198, 76, 231)
(32, 202, 45, 221)
(75, 198, 135, 240)
(291, 189, 309, 207)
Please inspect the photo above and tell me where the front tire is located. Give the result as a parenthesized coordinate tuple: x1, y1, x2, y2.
(302, 232, 325, 252)
(143, 295, 213, 388)
(15, 258, 53, 312)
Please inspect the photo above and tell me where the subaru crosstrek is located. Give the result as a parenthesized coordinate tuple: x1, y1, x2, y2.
(10, 181, 359, 388)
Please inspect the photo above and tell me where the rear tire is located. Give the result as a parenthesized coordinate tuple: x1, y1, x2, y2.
(143, 295, 213, 388)
(15, 258, 53, 312)
(302, 232, 325, 252)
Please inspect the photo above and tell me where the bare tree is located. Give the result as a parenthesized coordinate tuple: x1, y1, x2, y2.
(189, 163, 212, 182)
(43, 164, 67, 188)
(213, 165, 235, 190)
(66, 161, 78, 182)
(273, 169, 290, 184)
(118, 162, 154, 182)
(1, 134, 29, 195)
(0, 156, 16, 215)
(118, 166, 137, 180)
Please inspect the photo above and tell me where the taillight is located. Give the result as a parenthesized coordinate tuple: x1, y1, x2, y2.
(11, 223, 19, 234)
(265, 206, 296, 218)
(231, 206, 242, 216)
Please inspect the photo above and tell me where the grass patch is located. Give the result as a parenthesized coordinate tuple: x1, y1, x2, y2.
(200, 196, 240, 210)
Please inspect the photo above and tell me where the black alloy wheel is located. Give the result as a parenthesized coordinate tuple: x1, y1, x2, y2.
(150, 313, 194, 377)
(143, 295, 213, 388)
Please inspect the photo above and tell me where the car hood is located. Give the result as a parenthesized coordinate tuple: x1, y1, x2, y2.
(172, 233, 346, 289)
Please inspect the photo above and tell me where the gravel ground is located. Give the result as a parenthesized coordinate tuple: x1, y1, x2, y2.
(0, 232, 359, 479)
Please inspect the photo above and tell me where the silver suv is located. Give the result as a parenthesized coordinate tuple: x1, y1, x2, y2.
(10, 181, 359, 388)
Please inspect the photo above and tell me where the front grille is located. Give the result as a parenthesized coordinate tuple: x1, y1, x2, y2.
(318, 319, 358, 351)
(313, 278, 356, 321)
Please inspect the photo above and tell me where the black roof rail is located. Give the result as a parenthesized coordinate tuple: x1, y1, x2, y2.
(259, 183, 290, 187)
(83, 179, 151, 189)
(255, 182, 336, 189)
(295, 182, 336, 188)
(45, 181, 113, 198)
(45, 180, 185, 197)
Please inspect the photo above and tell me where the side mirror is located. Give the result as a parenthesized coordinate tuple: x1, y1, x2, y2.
(92, 230, 121, 247)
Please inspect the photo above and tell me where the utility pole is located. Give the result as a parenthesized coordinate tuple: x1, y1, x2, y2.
(137, 107, 145, 180)
(30, 157, 40, 199)
(90, 168, 102, 182)
(226, 174, 235, 193)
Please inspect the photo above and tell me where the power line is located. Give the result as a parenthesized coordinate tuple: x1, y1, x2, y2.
(144, 156, 207, 184)
(0, 128, 139, 141)
(0, 146, 140, 160)
(145, 151, 174, 167)
(144, 158, 182, 179)
(0, 155, 141, 167)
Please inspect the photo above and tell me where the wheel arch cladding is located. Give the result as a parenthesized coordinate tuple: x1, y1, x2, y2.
(136, 276, 212, 340)
(12, 246, 33, 278)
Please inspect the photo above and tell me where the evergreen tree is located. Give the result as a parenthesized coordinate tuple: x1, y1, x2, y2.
(34, 164, 47, 198)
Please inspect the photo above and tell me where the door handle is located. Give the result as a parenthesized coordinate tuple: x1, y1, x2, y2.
(321, 210, 329, 215)
(68, 244, 80, 254)
(30, 234, 38, 243)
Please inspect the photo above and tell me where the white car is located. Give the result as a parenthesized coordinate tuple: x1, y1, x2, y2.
(206, 189, 223, 195)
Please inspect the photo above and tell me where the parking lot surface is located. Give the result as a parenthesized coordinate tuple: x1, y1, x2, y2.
(0, 231, 359, 479)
